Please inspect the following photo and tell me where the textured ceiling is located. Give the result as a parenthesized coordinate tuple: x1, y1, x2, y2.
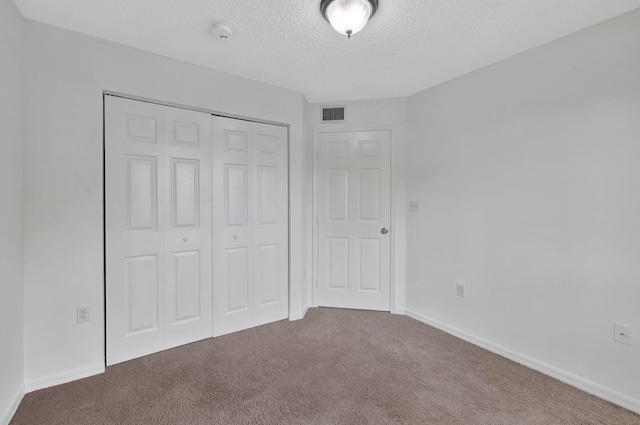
(13, 0, 640, 103)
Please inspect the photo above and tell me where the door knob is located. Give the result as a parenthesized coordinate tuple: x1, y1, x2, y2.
(381, 227, 389, 235)
(183, 236, 189, 242)
(234, 234, 239, 239)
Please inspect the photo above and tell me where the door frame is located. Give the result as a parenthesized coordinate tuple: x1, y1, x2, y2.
(311, 128, 399, 313)
(102, 90, 292, 365)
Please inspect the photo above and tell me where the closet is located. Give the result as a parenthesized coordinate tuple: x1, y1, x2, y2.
(105, 95, 288, 365)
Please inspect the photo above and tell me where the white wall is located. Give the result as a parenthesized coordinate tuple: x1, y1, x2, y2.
(300, 98, 314, 313)
(406, 9, 640, 409)
(307, 98, 408, 312)
(0, 0, 25, 423)
(22, 20, 310, 388)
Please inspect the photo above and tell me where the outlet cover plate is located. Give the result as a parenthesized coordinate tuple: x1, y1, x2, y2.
(456, 283, 466, 298)
(409, 201, 420, 213)
(77, 306, 90, 323)
(614, 322, 631, 345)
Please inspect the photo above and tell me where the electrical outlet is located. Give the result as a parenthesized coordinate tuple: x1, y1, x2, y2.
(456, 283, 466, 298)
(613, 322, 631, 345)
(409, 201, 420, 213)
(77, 306, 90, 323)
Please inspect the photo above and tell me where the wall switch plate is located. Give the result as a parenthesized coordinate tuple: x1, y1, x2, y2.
(409, 201, 420, 213)
(77, 306, 90, 323)
(613, 322, 631, 345)
(456, 283, 466, 298)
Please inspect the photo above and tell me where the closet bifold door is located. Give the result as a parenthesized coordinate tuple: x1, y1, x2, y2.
(162, 105, 213, 349)
(211, 116, 289, 337)
(105, 96, 213, 366)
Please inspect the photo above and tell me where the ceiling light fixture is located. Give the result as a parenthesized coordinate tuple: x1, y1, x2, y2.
(320, 0, 378, 39)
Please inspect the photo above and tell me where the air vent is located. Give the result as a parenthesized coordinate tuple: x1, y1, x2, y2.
(321, 106, 346, 123)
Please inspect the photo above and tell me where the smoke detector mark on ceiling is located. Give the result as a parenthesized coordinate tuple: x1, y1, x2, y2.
(211, 23, 233, 41)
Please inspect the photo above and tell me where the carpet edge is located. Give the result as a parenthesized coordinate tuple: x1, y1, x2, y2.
(25, 364, 105, 393)
(404, 309, 640, 415)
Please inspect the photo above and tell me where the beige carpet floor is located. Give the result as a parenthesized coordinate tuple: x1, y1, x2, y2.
(11, 308, 640, 424)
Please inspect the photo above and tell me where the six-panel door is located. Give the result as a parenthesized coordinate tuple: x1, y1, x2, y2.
(211, 116, 289, 337)
(105, 96, 213, 365)
(316, 131, 391, 311)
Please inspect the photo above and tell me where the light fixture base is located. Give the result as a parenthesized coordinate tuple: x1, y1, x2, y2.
(320, 0, 379, 19)
(320, 0, 378, 39)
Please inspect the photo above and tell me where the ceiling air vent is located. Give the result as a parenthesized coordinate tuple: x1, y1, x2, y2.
(321, 106, 346, 123)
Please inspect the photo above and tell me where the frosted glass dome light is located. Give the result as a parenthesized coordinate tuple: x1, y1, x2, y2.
(320, 0, 379, 39)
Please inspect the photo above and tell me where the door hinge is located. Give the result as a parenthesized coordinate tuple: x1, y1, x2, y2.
(316, 151, 319, 161)
(316, 216, 319, 224)
(315, 279, 319, 288)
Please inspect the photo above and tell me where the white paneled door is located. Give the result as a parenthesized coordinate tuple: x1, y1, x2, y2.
(316, 131, 391, 311)
(106, 96, 213, 365)
(211, 116, 289, 337)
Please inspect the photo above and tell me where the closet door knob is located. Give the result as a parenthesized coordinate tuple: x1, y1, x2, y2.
(183, 236, 189, 242)
(234, 234, 239, 239)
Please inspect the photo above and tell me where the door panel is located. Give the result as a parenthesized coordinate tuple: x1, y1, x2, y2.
(257, 166, 278, 225)
(125, 254, 160, 334)
(225, 164, 249, 226)
(257, 244, 280, 305)
(106, 97, 166, 365)
(123, 114, 157, 144)
(328, 238, 349, 290)
(212, 119, 254, 335)
(162, 105, 212, 349)
(106, 96, 212, 365)
(316, 131, 391, 311)
(358, 238, 381, 292)
(170, 121, 200, 147)
(358, 169, 381, 221)
(328, 169, 349, 221)
(171, 159, 199, 228)
(126, 156, 158, 230)
(212, 116, 288, 336)
(226, 247, 251, 312)
(251, 122, 288, 327)
(225, 130, 249, 152)
(172, 250, 201, 322)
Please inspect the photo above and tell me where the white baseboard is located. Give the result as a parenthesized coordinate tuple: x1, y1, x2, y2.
(289, 304, 310, 321)
(391, 308, 406, 315)
(405, 309, 640, 415)
(25, 364, 105, 393)
(1, 384, 24, 425)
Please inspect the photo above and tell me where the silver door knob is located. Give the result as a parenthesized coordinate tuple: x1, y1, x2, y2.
(234, 234, 239, 239)
(381, 227, 389, 235)
(183, 236, 189, 242)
